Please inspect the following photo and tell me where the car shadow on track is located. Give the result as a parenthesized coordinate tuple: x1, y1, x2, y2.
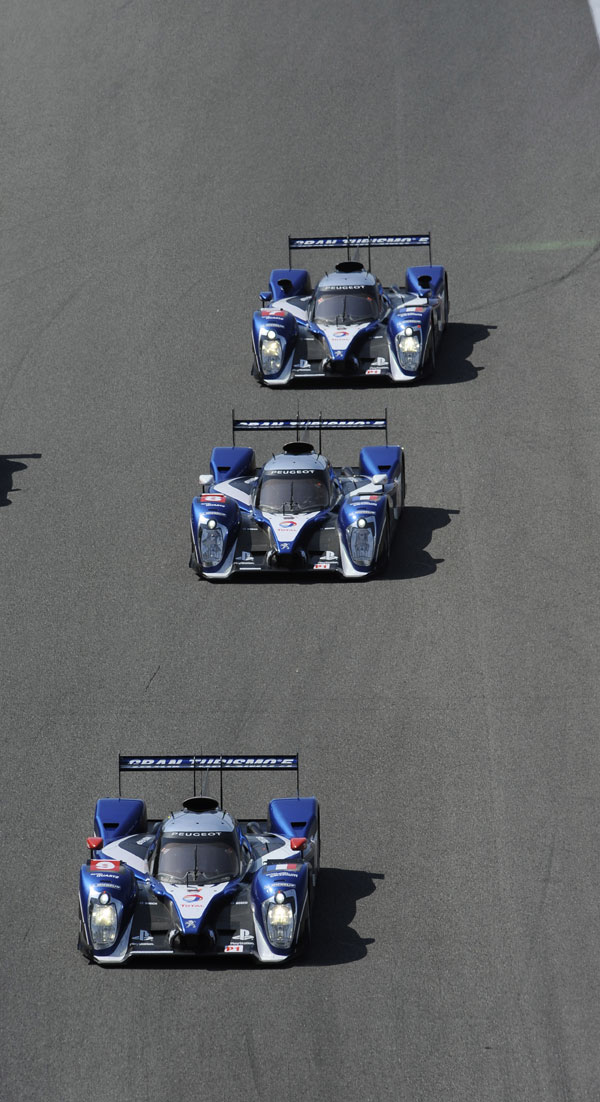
(113, 867, 382, 971)
(0, 454, 41, 508)
(425, 321, 494, 386)
(256, 322, 493, 390)
(378, 505, 459, 581)
(303, 866, 383, 966)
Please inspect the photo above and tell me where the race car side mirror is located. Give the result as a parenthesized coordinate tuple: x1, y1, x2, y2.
(199, 474, 213, 489)
(290, 837, 307, 851)
(86, 836, 103, 851)
(372, 473, 388, 487)
(259, 291, 273, 303)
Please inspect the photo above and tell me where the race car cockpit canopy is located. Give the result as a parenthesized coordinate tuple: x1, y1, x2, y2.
(156, 830, 241, 885)
(313, 287, 379, 325)
(256, 468, 331, 514)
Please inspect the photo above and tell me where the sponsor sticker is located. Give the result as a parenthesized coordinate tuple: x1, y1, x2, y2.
(233, 929, 253, 941)
(90, 860, 120, 871)
(183, 893, 203, 903)
(314, 563, 331, 570)
(279, 520, 297, 529)
(291, 236, 429, 249)
(365, 368, 381, 375)
(163, 830, 220, 838)
(121, 756, 297, 770)
(134, 930, 154, 943)
(225, 944, 243, 953)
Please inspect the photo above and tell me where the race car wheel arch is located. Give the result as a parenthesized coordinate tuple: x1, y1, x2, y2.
(78, 920, 93, 962)
(297, 903, 312, 956)
(422, 329, 435, 377)
(312, 809, 321, 886)
(189, 532, 200, 573)
(376, 518, 391, 571)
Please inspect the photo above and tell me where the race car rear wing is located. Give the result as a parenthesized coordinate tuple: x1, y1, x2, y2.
(288, 233, 432, 269)
(232, 411, 389, 448)
(119, 754, 300, 803)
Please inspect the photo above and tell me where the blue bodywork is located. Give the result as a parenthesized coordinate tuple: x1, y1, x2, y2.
(251, 234, 449, 386)
(94, 798, 147, 842)
(190, 421, 405, 581)
(78, 760, 320, 966)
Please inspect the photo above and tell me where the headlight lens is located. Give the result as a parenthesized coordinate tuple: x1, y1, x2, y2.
(200, 524, 225, 566)
(349, 523, 375, 566)
(89, 901, 118, 949)
(266, 899, 295, 948)
(395, 327, 422, 372)
(260, 336, 283, 376)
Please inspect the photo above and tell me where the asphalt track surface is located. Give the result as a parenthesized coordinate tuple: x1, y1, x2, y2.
(1, 2, 600, 1100)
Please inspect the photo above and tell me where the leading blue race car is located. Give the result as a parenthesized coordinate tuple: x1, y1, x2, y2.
(189, 413, 406, 580)
(251, 234, 449, 385)
(78, 754, 319, 965)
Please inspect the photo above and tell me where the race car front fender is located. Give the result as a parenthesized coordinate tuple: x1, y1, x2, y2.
(191, 495, 242, 577)
(252, 310, 298, 383)
(338, 494, 389, 577)
(79, 859, 137, 963)
(251, 863, 310, 961)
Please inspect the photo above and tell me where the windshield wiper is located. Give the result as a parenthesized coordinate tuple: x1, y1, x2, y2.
(283, 481, 298, 515)
(185, 847, 204, 886)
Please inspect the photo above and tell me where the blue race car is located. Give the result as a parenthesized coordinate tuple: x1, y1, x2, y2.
(78, 755, 319, 966)
(189, 413, 405, 580)
(251, 234, 449, 385)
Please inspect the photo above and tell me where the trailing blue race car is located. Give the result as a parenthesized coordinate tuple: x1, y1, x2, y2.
(78, 754, 319, 965)
(189, 413, 405, 580)
(251, 234, 449, 385)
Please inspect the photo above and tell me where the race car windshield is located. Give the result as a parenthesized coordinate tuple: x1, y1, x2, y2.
(313, 290, 378, 325)
(156, 839, 240, 885)
(257, 472, 330, 514)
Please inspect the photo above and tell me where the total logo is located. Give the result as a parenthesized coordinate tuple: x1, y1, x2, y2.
(279, 520, 297, 529)
(183, 893, 203, 903)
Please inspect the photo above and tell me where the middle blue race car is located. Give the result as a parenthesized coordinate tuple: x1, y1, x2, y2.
(251, 233, 449, 385)
(189, 413, 406, 579)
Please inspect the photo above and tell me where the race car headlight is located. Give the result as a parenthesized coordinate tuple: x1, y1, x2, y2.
(265, 899, 295, 948)
(260, 336, 283, 376)
(89, 901, 118, 949)
(348, 522, 375, 567)
(395, 327, 421, 372)
(200, 522, 225, 566)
